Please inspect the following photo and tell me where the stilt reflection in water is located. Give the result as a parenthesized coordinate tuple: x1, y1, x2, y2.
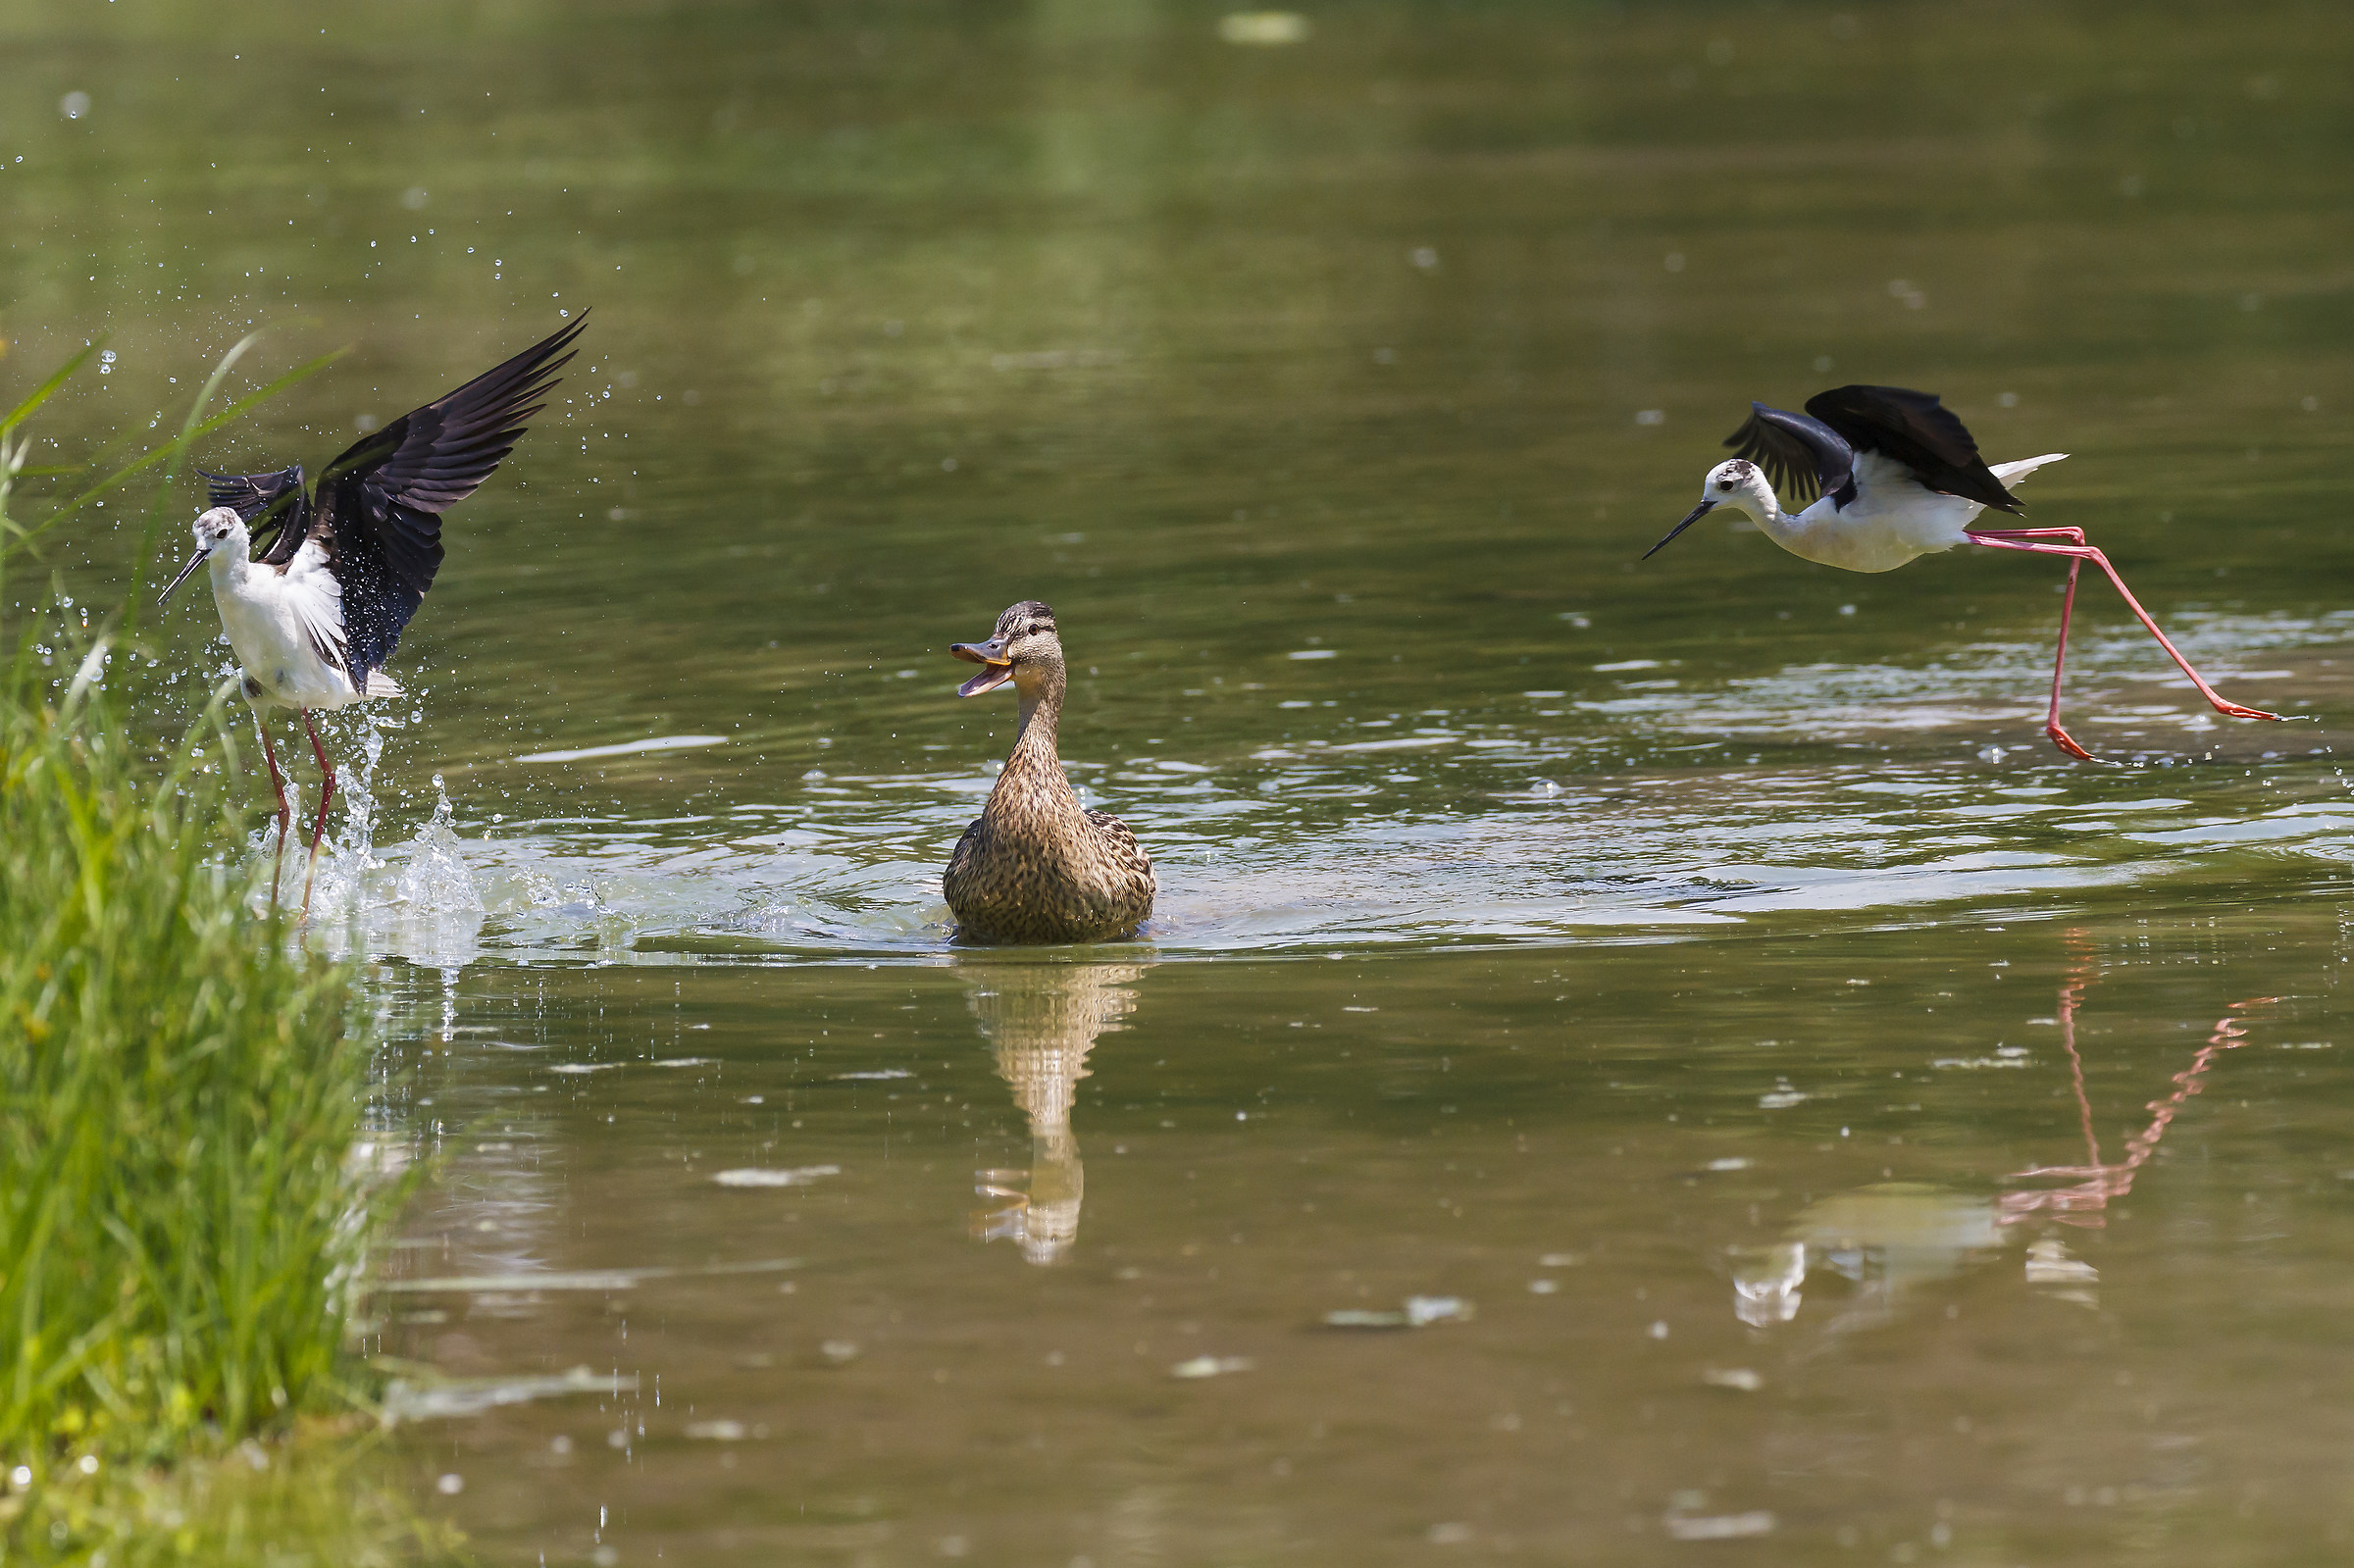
(1999, 964, 2275, 1231)
(1730, 1184, 2004, 1333)
(964, 961, 1146, 1264)
(1733, 944, 2273, 1330)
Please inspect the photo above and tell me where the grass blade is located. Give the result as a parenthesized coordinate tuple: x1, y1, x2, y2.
(0, 338, 103, 438)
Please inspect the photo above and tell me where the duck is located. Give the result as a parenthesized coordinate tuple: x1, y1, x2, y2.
(943, 601, 1153, 943)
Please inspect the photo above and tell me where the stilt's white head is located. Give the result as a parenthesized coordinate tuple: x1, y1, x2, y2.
(161, 506, 249, 601)
(1645, 457, 1779, 560)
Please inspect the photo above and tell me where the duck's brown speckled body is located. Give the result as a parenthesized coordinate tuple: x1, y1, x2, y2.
(944, 601, 1154, 944)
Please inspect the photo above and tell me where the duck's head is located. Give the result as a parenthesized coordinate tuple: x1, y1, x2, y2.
(950, 600, 1061, 697)
(1645, 457, 1775, 559)
(160, 506, 249, 601)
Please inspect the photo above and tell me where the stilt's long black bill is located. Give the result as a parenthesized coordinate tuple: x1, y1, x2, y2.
(160, 546, 207, 602)
(1643, 499, 1715, 561)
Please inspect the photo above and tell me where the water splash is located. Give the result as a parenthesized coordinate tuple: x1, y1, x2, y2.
(348, 713, 389, 866)
(363, 774, 488, 968)
(396, 776, 485, 917)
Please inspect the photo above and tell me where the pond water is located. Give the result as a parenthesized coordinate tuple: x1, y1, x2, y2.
(14, 0, 2354, 1559)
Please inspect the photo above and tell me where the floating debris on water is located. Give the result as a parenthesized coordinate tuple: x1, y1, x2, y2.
(383, 1364, 634, 1425)
(1217, 11, 1309, 45)
(714, 1165, 841, 1189)
(1664, 1510, 1775, 1542)
(1538, 1251, 1585, 1268)
(990, 349, 1121, 372)
(1323, 1295, 1473, 1330)
(685, 1420, 760, 1442)
(1170, 1355, 1254, 1379)
(819, 1340, 861, 1365)
(1703, 1368, 1765, 1392)
(381, 1258, 800, 1293)
(1934, 1046, 2034, 1069)
(835, 1069, 913, 1081)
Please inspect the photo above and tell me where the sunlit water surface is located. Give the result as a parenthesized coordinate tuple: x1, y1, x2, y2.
(15, 0, 2354, 1559)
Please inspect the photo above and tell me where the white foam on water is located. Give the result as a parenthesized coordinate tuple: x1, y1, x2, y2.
(513, 733, 729, 764)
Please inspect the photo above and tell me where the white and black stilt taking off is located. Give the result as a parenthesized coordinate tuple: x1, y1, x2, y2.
(161, 312, 588, 910)
(1644, 383, 2285, 759)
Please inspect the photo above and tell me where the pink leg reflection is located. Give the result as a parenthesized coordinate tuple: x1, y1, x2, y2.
(2001, 947, 2273, 1227)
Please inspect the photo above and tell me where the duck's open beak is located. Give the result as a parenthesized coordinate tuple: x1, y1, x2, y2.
(1642, 498, 1715, 561)
(160, 545, 208, 603)
(950, 637, 1014, 696)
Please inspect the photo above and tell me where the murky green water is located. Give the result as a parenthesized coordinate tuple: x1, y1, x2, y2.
(14, 0, 2354, 1559)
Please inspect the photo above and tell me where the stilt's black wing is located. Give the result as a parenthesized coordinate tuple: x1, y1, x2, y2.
(196, 463, 313, 563)
(1803, 384, 2021, 514)
(1723, 403, 1856, 508)
(307, 312, 588, 689)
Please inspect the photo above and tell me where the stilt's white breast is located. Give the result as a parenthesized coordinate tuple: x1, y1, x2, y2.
(1767, 452, 1990, 574)
(207, 546, 371, 710)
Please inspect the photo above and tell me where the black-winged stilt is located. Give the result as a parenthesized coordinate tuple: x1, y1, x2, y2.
(1643, 383, 2285, 759)
(161, 313, 588, 909)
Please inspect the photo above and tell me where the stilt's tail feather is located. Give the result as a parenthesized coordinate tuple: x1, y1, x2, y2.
(1991, 452, 2068, 485)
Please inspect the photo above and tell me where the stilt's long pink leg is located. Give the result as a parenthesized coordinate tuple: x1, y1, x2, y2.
(1970, 528, 2096, 757)
(298, 709, 336, 918)
(256, 717, 291, 908)
(2040, 553, 2091, 759)
(1970, 529, 2283, 759)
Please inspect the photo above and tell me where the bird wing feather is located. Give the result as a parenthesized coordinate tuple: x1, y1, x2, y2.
(1084, 809, 1155, 881)
(280, 537, 351, 674)
(196, 463, 313, 564)
(1803, 384, 2021, 514)
(303, 312, 588, 691)
(1723, 403, 1856, 508)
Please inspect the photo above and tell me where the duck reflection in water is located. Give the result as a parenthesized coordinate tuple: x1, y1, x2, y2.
(964, 960, 1146, 1264)
(1733, 956, 2273, 1330)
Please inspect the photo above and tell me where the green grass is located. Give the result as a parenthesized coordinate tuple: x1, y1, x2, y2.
(0, 345, 435, 1562)
(0, 632, 373, 1461)
(1, 1431, 463, 1567)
